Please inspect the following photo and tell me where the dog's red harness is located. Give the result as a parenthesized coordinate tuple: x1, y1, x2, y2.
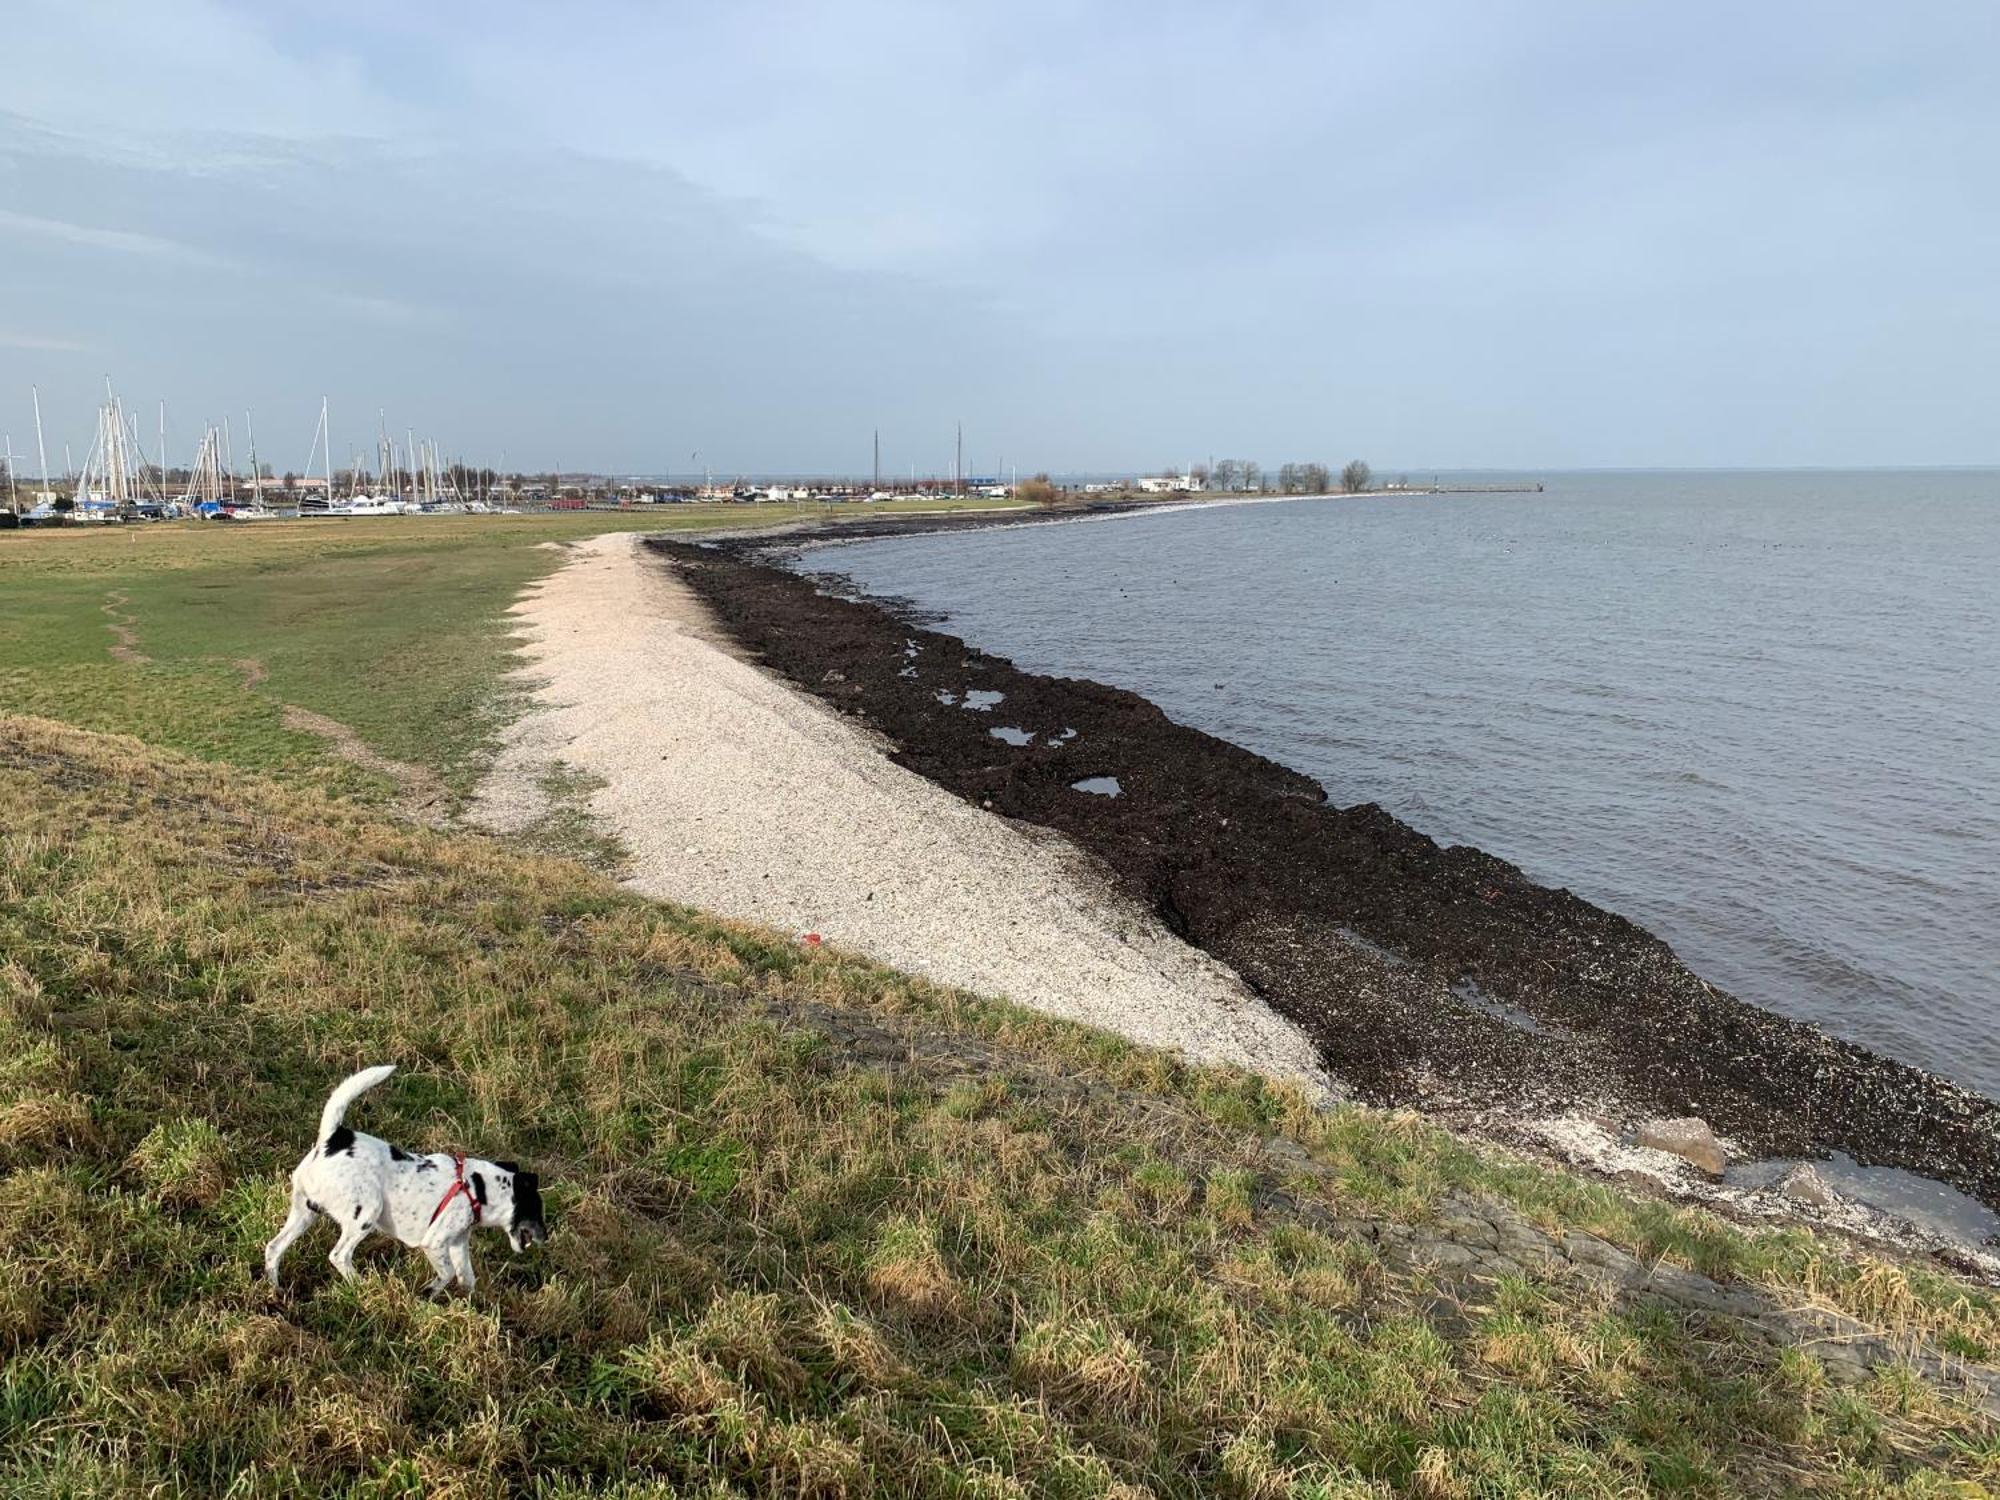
(428, 1152, 481, 1228)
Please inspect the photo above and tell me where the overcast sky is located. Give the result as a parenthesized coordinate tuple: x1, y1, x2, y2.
(2, 1, 1995, 475)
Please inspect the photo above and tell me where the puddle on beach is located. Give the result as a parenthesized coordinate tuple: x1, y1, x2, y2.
(934, 689, 958, 706)
(1071, 776, 1122, 797)
(1334, 925, 1409, 969)
(989, 726, 1034, 746)
(963, 689, 1005, 711)
(1052, 727, 1078, 745)
(1728, 1153, 2000, 1245)
(1450, 978, 1568, 1038)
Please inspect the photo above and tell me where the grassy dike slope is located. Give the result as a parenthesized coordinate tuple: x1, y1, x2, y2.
(2, 519, 2000, 1495)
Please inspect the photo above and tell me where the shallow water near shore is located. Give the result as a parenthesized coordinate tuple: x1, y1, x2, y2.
(808, 471, 2000, 1095)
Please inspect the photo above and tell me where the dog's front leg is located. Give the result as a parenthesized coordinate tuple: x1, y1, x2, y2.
(449, 1239, 476, 1295)
(419, 1241, 455, 1298)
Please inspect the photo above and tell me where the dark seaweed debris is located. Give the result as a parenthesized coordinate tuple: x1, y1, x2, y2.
(650, 531, 2000, 1211)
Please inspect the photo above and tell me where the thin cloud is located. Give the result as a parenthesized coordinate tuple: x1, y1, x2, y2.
(328, 293, 449, 324)
(0, 330, 90, 353)
(0, 208, 239, 270)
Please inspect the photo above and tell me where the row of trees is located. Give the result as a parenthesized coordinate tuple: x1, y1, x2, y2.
(1207, 459, 1372, 494)
(1275, 463, 1332, 493)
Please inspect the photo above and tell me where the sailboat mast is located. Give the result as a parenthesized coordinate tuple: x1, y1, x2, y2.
(99, 376, 116, 506)
(110, 392, 130, 503)
(32, 386, 49, 504)
(245, 410, 261, 507)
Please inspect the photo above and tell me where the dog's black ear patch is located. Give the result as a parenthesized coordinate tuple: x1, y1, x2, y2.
(323, 1125, 356, 1156)
(512, 1172, 546, 1230)
(390, 1144, 411, 1162)
(470, 1171, 488, 1206)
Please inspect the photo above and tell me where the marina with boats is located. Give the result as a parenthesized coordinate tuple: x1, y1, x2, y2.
(4, 382, 521, 525)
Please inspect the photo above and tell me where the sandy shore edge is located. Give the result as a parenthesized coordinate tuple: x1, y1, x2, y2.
(470, 531, 1333, 1097)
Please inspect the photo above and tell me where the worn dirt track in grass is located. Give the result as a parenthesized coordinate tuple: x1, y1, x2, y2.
(280, 704, 448, 822)
(661, 534, 2000, 1223)
(99, 590, 147, 664)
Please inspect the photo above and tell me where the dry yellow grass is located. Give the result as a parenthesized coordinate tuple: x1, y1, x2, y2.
(2, 714, 2000, 1495)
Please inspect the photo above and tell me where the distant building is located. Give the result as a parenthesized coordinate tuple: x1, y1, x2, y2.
(1137, 475, 1196, 494)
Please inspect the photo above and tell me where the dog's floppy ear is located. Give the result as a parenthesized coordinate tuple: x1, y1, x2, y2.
(512, 1170, 546, 1225)
(470, 1171, 488, 1206)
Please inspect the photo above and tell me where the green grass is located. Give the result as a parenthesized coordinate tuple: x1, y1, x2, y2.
(0, 504, 1010, 810)
(6, 509, 2000, 1494)
(3, 718, 1999, 1497)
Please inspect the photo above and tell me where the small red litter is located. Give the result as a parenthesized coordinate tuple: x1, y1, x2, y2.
(799, 932, 823, 946)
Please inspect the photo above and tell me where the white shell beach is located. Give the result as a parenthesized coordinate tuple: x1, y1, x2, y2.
(472, 531, 1331, 1095)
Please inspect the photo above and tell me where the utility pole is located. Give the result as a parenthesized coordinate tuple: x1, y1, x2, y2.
(955, 422, 962, 495)
(4, 435, 16, 514)
(873, 428, 879, 491)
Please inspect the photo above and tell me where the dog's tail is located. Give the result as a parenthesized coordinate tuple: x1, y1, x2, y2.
(318, 1064, 396, 1147)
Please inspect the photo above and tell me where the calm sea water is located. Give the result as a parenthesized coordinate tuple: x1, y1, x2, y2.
(809, 473, 2000, 1096)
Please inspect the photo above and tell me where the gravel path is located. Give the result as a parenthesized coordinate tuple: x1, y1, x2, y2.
(472, 532, 1332, 1094)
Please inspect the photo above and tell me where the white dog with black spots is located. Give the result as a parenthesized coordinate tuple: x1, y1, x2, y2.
(263, 1064, 546, 1295)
